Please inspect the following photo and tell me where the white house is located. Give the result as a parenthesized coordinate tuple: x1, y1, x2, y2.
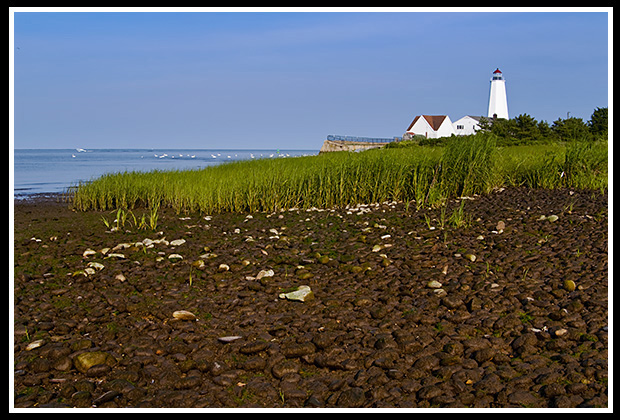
(406, 115, 455, 139)
(452, 115, 484, 136)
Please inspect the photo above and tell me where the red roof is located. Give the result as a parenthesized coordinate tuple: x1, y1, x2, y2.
(407, 115, 448, 132)
(493, 68, 502, 74)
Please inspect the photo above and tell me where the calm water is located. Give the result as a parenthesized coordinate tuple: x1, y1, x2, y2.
(13, 148, 317, 197)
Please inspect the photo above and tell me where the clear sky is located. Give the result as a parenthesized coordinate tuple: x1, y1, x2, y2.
(10, 8, 611, 150)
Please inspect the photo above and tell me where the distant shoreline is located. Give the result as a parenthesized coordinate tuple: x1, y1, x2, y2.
(13, 148, 319, 197)
(12, 191, 67, 203)
(13, 147, 321, 152)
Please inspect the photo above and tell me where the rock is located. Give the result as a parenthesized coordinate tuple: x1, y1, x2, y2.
(199, 252, 218, 259)
(496, 221, 505, 231)
(256, 269, 274, 280)
(463, 253, 476, 262)
(170, 239, 186, 246)
(546, 215, 559, 222)
(218, 263, 230, 272)
(271, 359, 300, 379)
(87, 262, 104, 271)
(192, 260, 205, 269)
(217, 336, 242, 343)
(318, 255, 330, 264)
(418, 385, 443, 401)
(240, 340, 270, 355)
(563, 280, 576, 292)
(113, 243, 132, 251)
(71, 339, 93, 352)
(337, 387, 366, 407)
(172, 310, 197, 321)
(168, 254, 183, 262)
(86, 363, 112, 377)
(25, 339, 45, 351)
(82, 249, 96, 258)
(467, 296, 483, 311)
(92, 390, 120, 406)
(552, 328, 568, 337)
(243, 356, 267, 371)
(370, 305, 388, 319)
(279, 285, 314, 302)
(433, 288, 447, 298)
(73, 351, 116, 374)
(508, 390, 540, 406)
(297, 270, 314, 280)
(442, 295, 464, 309)
(282, 342, 316, 358)
(106, 253, 126, 259)
(426, 280, 442, 289)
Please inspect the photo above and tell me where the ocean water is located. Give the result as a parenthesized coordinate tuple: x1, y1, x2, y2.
(12, 148, 317, 197)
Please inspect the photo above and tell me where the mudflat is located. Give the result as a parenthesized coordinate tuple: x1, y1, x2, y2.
(13, 187, 608, 408)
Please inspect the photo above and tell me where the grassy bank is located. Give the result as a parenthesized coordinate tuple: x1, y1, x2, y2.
(71, 133, 608, 214)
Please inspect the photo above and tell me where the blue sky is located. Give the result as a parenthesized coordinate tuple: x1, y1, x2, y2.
(11, 8, 610, 150)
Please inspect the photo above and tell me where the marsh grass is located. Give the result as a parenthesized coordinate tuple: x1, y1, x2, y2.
(71, 133, 607, 214)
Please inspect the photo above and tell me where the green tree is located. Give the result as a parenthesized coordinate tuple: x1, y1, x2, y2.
(588, 107, 608, 139)
(489, 118, 517, 145)
(551, 117, 591, 141)
(513, 113, 540, 142)
(537, 120, 553, 139)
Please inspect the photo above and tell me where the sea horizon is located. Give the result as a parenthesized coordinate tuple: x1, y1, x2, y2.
(12, 148, 319, 197)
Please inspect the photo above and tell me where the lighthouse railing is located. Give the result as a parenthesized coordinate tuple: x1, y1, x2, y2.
(327, 135, 401, 144)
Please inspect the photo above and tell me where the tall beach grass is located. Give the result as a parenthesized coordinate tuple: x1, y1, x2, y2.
(71, 133, 607, 214)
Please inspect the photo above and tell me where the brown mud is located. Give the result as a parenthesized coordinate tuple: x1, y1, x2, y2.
(13, 187, 608, 408)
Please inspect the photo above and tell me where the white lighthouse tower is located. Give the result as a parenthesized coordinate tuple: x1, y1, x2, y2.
(487, 68, 509, 120)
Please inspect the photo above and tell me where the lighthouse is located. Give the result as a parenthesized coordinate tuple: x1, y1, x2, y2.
(487, 68, 509, 120)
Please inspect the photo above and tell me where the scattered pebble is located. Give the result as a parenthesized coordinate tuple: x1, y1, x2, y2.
(217, 336, 243, 343)
(279, 285, 314, 302)
(82, 248, 96, 258)
(172, 310, 197, 321)
(256, 269, 274, 279)
(564, 279, 577, 292)
(427, 280, 442, 289)
(25, 339, 45, 351)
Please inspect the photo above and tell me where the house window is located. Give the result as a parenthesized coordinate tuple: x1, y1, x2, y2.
(456, 125, 464, 130)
